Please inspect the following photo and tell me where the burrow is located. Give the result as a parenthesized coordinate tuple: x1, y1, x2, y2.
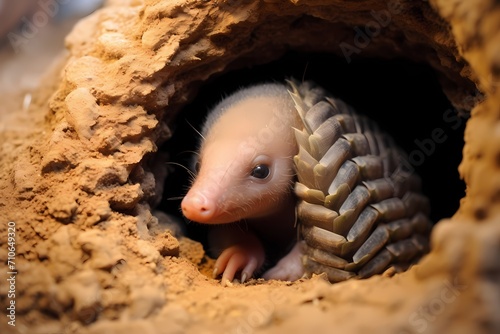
(155, 3, 480, 268)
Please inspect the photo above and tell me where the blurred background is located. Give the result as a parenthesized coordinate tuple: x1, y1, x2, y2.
(0, 0, 104, 41)
(0, 0, 104, 120)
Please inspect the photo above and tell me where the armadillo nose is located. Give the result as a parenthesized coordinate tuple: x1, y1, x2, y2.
(181, 192, 215, 223)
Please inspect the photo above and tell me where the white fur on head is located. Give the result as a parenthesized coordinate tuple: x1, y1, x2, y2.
(201, 82, 293, 137)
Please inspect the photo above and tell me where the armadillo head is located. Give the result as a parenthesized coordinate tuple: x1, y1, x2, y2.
(181, 87, 299, 224)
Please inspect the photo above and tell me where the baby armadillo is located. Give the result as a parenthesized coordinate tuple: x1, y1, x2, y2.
(181, 79, 432, 284)
(181, 83, 303, 284)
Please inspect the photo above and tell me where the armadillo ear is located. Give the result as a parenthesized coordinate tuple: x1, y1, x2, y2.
(194, 160, 201, 173)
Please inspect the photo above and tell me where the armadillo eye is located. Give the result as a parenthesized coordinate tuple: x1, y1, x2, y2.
(250, 164, 270, 179)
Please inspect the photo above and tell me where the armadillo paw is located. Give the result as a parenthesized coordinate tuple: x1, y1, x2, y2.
(262, 241, 305, 282)
(213, 245, 263, 285)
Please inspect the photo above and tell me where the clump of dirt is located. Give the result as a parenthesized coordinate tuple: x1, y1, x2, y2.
(0, 0, 499, 334)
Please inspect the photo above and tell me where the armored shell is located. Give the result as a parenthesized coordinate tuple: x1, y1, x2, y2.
(288, 79, 432, 282)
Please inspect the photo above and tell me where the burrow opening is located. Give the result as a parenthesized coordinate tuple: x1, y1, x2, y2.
(159, 50, 467, 268)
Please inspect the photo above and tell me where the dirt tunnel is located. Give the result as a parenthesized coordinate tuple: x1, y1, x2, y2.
(161, 53, 467, 237)
(0, 0, 499, 333)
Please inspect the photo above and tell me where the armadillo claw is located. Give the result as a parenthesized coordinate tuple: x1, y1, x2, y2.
(213, 243, 264, 285)
(289, 79, 433, 283)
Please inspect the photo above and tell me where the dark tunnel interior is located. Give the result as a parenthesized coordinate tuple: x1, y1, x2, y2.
(159, 51, 467, 244)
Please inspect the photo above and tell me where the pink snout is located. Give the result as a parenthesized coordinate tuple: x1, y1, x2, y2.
(181, 192, 216, 223)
